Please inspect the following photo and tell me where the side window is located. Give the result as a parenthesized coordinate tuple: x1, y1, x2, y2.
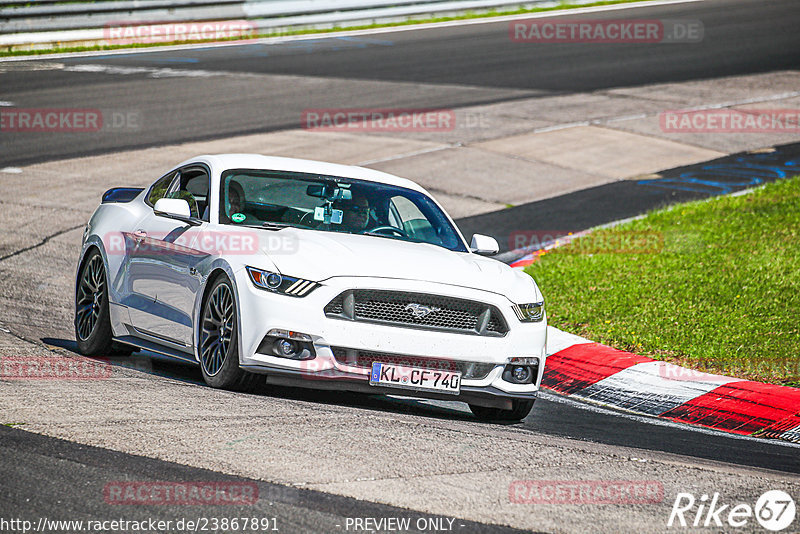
(389, 195, 440, 244)
(169, 168, 210, 221)
(147, 171, 177, 206)
(390, 196, 425, 225)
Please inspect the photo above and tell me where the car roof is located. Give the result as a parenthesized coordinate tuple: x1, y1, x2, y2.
(179, 154, 425, 193)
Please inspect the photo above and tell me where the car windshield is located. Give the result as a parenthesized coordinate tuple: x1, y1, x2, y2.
(219, 169, 468, 252)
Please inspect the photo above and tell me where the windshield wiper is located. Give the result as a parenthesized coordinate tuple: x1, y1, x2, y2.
(261, 222, 294, 230)
(362, 231, 395, 239)
(238, 222, 293, 231)
(362, 231, 425, 245)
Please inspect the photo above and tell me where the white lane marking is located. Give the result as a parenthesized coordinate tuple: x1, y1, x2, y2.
(63, 64, 227, 78)
(357, 145, 450, 166)
(0, 101, 14, 106)
(728, 184, 768, 198)
(0, 61, 65, 71)
(605, 113, 648, 123)
(1, 167, 23, 174)
(532, 120, 591, 133)
(573, 361, 742, 416)
(0, 0, 705, 63)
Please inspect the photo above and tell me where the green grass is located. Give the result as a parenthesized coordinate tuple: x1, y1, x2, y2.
(2, 0, 648, 56)
(527, 176, 800, 386)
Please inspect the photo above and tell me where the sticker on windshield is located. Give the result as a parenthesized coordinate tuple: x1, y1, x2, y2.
(231, 213, 246, 223)
(314, 206, 343, 224)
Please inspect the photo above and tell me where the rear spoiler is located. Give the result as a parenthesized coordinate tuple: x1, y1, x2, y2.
(102, 187, 144, 203)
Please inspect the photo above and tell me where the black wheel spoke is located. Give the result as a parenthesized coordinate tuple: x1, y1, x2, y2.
(76, 255, 106, 341)
(201, 282, 235, 377)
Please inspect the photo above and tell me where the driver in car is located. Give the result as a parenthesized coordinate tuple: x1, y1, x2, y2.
(333, 191, 371, 233)
(225, 180, 254, 224)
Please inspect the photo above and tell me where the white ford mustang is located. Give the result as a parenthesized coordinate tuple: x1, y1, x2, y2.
(75, 154, 547, 421)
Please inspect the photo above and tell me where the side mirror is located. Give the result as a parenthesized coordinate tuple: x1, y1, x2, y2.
(154, 198, 191, 217)
(153, 198, 201, 226)
(470, 234, 499, 256)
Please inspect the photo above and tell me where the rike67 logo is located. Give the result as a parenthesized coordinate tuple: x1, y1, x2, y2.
(668, 490, 796, 531)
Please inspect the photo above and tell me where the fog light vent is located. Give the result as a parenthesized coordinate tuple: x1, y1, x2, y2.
(503, 357, 539, 384)
(256, 329, 316, 360)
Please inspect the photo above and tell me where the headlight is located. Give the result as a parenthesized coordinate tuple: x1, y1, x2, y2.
(246, 266, 320, 297)
(512, 302, 544, 322)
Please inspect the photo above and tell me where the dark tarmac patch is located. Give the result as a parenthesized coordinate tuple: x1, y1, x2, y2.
(459, 142, 800, 255)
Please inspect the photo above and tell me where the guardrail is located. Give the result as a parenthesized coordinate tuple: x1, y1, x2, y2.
(0, 0, 558, 48)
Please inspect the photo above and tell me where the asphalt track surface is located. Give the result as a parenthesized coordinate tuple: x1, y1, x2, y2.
(2, 0, 800, 529)
(471, 141, 800, 253)
(2, 0, 800, 165)
(1, 348, 798, 529)
(0, 424, 531, 534)
(35, 343, 800, 474)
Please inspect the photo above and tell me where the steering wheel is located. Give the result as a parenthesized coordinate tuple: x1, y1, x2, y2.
(366, 225, 408, 238)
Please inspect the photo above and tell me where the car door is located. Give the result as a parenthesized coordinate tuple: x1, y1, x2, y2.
(125, 166, 210, 348)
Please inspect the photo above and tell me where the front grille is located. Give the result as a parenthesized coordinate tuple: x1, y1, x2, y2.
(331, 347, 496, 380)
(324, 289, 509, 337)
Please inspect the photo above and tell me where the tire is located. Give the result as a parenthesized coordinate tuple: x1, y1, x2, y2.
(75, 250, 115, 356)
(469, 399, 535, 423)
(198, 274, 258, 391)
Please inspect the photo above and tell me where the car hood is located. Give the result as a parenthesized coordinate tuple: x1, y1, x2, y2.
(259, 228, 540, 300)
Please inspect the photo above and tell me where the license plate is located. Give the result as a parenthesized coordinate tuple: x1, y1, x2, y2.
(369, 362, 461, 394)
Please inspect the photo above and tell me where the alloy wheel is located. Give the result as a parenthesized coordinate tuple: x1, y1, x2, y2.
(76, 255, 105, 341)
(200, 282, 235, 376)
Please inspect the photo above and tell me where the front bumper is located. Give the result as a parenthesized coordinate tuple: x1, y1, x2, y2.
(247, 365, 537, 410)
(235, 272, 547, 407)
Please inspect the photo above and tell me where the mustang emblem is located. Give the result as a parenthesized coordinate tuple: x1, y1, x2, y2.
(404, 303, 441, 319)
